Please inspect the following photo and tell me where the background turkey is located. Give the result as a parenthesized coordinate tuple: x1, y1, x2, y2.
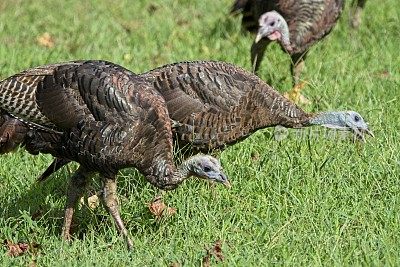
(0, 60, 230, 249)
(38, 60, 373, 180)
(230, 0, 345, 96)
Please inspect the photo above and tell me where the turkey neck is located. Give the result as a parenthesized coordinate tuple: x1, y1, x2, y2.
(144, 156, 195, 190)
(307, 112, 344, 127)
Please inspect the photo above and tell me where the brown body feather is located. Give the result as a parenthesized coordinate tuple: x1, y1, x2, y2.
(142, 61, 312, 152)
(0, 60, 198, 188)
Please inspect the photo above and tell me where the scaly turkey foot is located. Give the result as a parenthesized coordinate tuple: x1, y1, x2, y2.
(101, 177, 134, 250)
(62, 166, 92, 241)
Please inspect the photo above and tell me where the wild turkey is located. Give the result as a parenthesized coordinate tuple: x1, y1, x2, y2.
(143, 61, 373, 152)
(0, 60, 230, 249)
(38, 60, 373, 180)
(350, 0, 367, 28)
(230, 0, 344, 87)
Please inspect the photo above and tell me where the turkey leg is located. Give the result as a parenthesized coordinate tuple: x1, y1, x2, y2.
(101, 176, 134, 250)
(62, 166, 92, 240)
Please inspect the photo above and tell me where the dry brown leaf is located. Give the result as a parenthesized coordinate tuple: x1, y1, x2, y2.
(148, 197, 165, 217)
(202, 253, 211, 267)
(79, 193, 101, 210)
(166, 207, 177, 216)
(211, 240, 224, 262)
(148, 197, 176, 218)
(374, 70, 391, 78)
(37, 32, 55, 48)
(87, 194, 100, 210)
(283, 81, 311, 105)
(5, 240, 29, 257)
(169, 262, 180, 267)
(202, 240, 225, 266)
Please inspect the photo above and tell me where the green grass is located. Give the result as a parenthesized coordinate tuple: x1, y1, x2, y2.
(0, 0, 399, 265)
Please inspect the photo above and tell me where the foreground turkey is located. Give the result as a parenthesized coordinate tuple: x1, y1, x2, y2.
(230, 0, 344, 86)
(0, 60, 229, 249)
(39, 60, 373, 180)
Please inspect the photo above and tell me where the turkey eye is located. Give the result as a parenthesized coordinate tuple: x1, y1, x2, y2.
(203, 166, 212, 172)
(354, 115, 360, 122)
(269, 21, 275, 27)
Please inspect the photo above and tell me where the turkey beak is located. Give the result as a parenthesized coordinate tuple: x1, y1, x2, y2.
(222, 179, 231, 189)
(352, 126, 374, 142)
(364, 128, 374, 138)
(255, 27, 268, 43)
(219, 173, 231, 188)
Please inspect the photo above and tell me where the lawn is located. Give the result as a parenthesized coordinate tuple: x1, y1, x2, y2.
(0, 0, 399, 265)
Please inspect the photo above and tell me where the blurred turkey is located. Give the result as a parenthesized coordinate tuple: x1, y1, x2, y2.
(230, 0, 344, 94)
(0, 60, 229, 249)
(350, 0, 367, 28)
